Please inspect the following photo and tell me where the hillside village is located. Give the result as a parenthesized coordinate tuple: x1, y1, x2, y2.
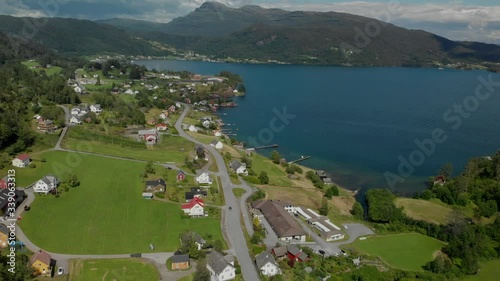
(1, 55, 500, 281)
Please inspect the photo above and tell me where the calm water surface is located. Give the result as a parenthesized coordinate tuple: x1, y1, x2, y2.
(138, 60, 500, 196)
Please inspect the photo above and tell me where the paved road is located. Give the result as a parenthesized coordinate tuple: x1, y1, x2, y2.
(8, 104, 259, 280)
(176, 104, 261, 281)
(55, 105, 70, 150)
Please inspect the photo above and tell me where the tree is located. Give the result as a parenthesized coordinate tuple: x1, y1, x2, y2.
(192, 259, 210, 281)
(271, 150, 281, 164)
(324, 185, 339, 199)
(319, 197, 329, 216)
(213, 239, 223, 253)
(258, 171, 269, 184)
(67, 174, 80, 187)
(129, 67, 142, 79)
(351, 202, 364, 219)
(145, 161, 155, 174)
(96, 75, 101, 85)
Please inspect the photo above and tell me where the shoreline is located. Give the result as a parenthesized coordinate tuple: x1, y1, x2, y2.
(133, 58, 492, 72)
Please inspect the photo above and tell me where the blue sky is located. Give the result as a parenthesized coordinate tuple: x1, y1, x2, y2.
(1, 0, 499, 44)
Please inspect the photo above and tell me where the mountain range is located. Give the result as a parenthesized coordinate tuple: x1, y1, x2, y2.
(2, 2, 500, 66)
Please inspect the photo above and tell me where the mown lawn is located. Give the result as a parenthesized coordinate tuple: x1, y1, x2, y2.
(395, 198, 454, 225)
(69, 258, 158, 281)
(232, 188, 246, 198)
(462, 260, 500, 281)
(62, 134, 194, 164)
(250, 153, 291, 187)
(22, 60, 62, 76)
(18, 151, 223, 254)
(349, 233, 444, 271)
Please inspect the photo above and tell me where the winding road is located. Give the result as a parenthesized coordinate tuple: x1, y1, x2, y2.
(175, 104, 260, 281)
(3, 104, 259, 281)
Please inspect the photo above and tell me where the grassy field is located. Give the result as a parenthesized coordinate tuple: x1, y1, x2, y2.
(18, 151, 223, 254)
(395, 198, 455, 224)
(349, 233, 444, 271)
(250, 153, 291, 187)
(22, 60, 62, 76)
(232, 188, 246, 198)
(69, 258, 158, 281)
(462, 260, 500, 281)
(395, 198, 474, 224)
(62, 134, 194, 164)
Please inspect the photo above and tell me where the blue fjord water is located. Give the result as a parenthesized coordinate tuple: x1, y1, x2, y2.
(138, 60, 500, 196)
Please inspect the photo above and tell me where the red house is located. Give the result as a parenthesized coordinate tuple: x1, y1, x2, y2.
(0, 177, 8, 189)
(177, 170, 186, 182)
(286, 245, 308, 266)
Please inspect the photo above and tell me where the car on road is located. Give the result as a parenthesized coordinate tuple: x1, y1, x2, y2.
(57, 267, 64, 275)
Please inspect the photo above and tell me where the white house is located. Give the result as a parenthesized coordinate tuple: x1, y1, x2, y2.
(188, 125, 198, 132)
(195, 172, 212, 185)
(206, 251, 236, 281)
(12, 154, 31, 168)
(210, 140, 223, 150)
(33, 175, 59, 194)
(229, 160, 248, 176)
(181, 197, 204, 217)
(156, 123, 168, 131)
(255, 251, 281, 277)
(90, 104, 102, 113)
(214, 131, 222, 137)
(70, 114, 83, 125)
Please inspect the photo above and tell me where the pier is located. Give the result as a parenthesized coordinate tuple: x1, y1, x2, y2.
(288, 156, 311, 164)
(249, 144, 279, 150)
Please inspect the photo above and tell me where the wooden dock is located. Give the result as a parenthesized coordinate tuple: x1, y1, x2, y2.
(288, 156, 311, 164)
(251, 144, 278, 150)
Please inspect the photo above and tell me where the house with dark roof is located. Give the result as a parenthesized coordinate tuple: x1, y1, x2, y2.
(251, 200, 306, 242)
(144, 179, 166, 192)
(229, 160, 248, 176)
(185, 187, 207, 202)
(171, 254, 190, 270)
(0, 188, 26, 217)
(177, 170, 186, 182)
(271, 246, 288, 259)
(255, 251, 281, 277)
(206, 251, 236, 281)
(12, 154, 31, 168)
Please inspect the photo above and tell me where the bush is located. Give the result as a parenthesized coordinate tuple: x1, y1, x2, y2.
(29, 163, 36, 168)
(40, 157, 47, 163)
(421, 190, 434, 200)
(258, 172, 269, 184)
(244, 176, 260, 184)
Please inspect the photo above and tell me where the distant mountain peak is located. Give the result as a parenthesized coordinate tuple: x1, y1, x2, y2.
(198, 1, 229, 10)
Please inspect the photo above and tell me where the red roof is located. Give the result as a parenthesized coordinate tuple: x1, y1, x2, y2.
(0, 179, 7, 189)
(182, 197, 204, 209)
(156, 123, 168, 127)
(31, 250, 51, 265)
(17, 153, 30, 161)
(145, 134, 156, 139)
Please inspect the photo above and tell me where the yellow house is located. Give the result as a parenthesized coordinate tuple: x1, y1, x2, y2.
(0, 225, 8, 248)
(31, 250, 52, 275)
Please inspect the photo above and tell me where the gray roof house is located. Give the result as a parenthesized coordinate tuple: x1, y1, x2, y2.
(255, 251, 281, 277)
(33, 175, 59, 194)
(206, 251, 236, 281)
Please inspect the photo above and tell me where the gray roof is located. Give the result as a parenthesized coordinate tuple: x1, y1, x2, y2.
(287, 244, 301, 256)
(193, 233, 206, 244)
(206, 251, 233, 275)
(272, 246, 288, 257)
(229, 160, 242, 170)
(92, 104, 101, 109)
(252, 200, 306, 238)
(171, 254, 190, 264)
(255, 251, 278, 269)
(41, 175, 58, 186)
(0, 224, 8, 235)
(210, 140, 219, 146)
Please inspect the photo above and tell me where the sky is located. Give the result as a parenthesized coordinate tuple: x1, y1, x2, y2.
(1, 0, 499, 44)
